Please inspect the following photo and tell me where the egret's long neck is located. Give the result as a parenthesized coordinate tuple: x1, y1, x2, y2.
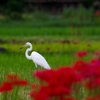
(25, 44, 32, 60)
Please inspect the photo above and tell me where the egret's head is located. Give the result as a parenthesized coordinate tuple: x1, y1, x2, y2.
(26, 42, 31, 46)
(20, 42, 31, 49)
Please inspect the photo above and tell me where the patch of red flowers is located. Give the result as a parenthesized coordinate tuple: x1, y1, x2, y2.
(0, 74, 28, 92)
(73, 60, 94, 79)
(76, 50, 88, 58)
(30, 51, 100, 100)
(0, 81, 13, 92)
(30, 67, 80, 100)
(6, 74, 28, 86)
(94, 50, 100, 58)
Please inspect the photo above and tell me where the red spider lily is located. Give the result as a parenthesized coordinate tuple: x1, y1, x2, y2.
(30, 85, 71, 100)
(30, 86, 50, 100)
(12, 79, 28, 86)
(73, 60, 94, 79)
(74, 58, 100, 90)
(34, 69, 55, 84)
(90, 59, 100, 78)
(6, 74, 28, 86)
(35, 67, 80, 87)
(30, 57, 100, 100)
(84, 80, 96, 89)
(95, 95, 100, 100)
(90, 59, 100, 64)
(96, 78, 100, 86)
(0, 74, 28, 93)
(94, 50, 100, 58)
(0, 81, 13, 92)
(73, 60, 95, 89)
(31, 67, 80, 100)
(76, 51, 88, 58)
(86, 97, 95, 100)
(85, 79, 100, 90)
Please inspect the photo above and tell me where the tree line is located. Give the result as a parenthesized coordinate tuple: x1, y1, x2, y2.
(0, 0, 98, 20)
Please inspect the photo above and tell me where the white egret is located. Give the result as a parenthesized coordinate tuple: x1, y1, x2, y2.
(20, 42, 51, 70)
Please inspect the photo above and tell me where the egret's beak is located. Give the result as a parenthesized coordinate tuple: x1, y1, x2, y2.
(20, 44, 26, 49)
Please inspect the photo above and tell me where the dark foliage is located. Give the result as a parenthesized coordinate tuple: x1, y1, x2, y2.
(0, 0, 24, 19)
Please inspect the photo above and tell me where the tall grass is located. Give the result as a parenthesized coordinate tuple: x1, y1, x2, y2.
(0, 41, 100, 80)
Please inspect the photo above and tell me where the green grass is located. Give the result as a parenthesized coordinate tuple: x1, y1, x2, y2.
(0, 26, 100, 80)
(0, 52, 72, 83)
(0, 41, 100, 80)
(0, 26, 100, 42)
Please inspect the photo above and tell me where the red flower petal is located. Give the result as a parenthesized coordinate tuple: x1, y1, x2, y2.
(0, 81, 13, 92)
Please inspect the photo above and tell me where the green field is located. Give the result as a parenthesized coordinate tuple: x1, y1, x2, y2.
(0, 27, 100, 76)
(0, 26, 100, 99)
(0, 26, 100, 40)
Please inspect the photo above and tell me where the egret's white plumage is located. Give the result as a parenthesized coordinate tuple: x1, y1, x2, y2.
(21, 42, 51, 70)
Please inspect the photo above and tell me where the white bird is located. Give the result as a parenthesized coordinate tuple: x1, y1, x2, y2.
(20, 42, 51, 70)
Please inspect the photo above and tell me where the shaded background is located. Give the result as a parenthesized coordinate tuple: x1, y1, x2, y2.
(0, 0, 100, 24)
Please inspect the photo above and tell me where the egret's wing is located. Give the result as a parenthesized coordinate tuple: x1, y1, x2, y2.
(31, 51, 51, 69)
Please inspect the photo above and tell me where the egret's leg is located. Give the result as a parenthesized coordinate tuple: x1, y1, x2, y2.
(35, 63, 38, 71)
(34, 63, 38, 82)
